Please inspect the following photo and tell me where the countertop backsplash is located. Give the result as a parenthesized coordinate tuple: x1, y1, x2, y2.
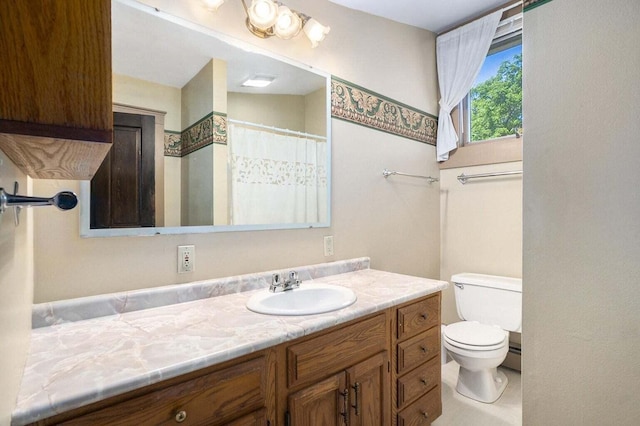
(32, 257, 371, 328)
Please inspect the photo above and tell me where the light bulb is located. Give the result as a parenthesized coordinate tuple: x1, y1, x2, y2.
(247, 0, 278, 30)
(203, 0, 224, 11)
(274, 6, 302, 39)
(303, 18, 330, 48)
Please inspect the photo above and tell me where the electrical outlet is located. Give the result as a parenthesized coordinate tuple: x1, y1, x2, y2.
(323, 236, 334, 256)
(178, 245, 195, 273)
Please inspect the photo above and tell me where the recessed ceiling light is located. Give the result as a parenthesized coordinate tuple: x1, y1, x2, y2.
(241, 76, 276, 88)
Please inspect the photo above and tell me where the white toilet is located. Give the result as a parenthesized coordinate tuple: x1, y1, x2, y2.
(443, 273, 522, 403)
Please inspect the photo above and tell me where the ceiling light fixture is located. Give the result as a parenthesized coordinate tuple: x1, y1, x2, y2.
(204, 0, 330, 47)
(241, 75, 276, 87)
(202, 0, 225, 11)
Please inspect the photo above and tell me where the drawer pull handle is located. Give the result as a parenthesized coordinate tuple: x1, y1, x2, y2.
(420, 378, 429, 386)
(422, 411, 429, 419)
(340, 388, 349, 425)
(352, 382, 361, 416)
(175, 410, 187, 423)
(420, 346, 428, 354)
(420, 313, 428, 320)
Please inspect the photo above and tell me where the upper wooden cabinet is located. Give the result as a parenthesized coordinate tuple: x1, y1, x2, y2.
(0, 0, 112, 179)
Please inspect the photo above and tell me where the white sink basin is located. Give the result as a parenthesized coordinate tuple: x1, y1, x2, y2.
(246, 283, 357, 316)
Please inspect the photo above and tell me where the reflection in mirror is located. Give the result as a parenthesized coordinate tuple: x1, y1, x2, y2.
(81, 0, 330, 236)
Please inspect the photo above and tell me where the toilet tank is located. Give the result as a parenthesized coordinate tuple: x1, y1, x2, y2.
(452, 273, 522, 332)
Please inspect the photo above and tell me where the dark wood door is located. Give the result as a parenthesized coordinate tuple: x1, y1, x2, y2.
(91, 112, 154, 228)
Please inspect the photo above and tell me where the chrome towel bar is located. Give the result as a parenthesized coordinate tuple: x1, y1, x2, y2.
(457, 170, 522, 184)
(382, 169, 439, 183)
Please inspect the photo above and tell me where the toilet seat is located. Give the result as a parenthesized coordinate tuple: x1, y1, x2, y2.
(444, 321, 507, 351)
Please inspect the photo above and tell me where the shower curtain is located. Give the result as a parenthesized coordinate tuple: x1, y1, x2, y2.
(228, 124, 327, 225)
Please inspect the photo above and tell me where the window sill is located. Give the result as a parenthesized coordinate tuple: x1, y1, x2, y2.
(439, 137, 523, 169)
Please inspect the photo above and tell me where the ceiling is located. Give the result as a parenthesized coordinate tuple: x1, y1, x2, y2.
(112, 1, 326, 95)
(328, 0, 513, 33)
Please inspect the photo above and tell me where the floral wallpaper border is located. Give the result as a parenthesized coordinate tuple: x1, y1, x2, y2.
(163, 111, 227, 157)
(164, 131, 181, 158)
(166, 79, 439, 155)
(523, 0, 553, 12)
(330, 77, 437, 145)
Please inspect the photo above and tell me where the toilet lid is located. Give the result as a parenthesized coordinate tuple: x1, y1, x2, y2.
(444, 321, 506, 347)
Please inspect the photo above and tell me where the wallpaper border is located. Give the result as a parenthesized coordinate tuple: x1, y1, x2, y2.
(163, 111, 227, 157)
(330, 76, 438, 146)
(165, 78, 438, 155)
(523, 0, 553, 12)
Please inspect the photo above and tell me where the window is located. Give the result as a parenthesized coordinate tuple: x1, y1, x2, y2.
(460, 13, 523, 144)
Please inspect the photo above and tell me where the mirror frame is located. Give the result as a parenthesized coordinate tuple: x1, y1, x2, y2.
(80, 0, 331, 237)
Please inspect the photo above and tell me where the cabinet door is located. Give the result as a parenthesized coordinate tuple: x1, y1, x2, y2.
(346, 352, 390, 426)
(0, 0, 113, 180)
(289, 372, 348, 426)
(226, 408, 267, 426)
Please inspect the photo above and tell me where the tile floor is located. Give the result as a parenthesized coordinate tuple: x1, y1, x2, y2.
(432, 362, 522, 426)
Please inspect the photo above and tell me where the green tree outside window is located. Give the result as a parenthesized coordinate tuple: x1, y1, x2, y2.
(470, 53, 522, 141)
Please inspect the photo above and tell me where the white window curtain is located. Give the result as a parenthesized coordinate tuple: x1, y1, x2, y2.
(435, 11, 502, 161)
(228, 124, 327, 225)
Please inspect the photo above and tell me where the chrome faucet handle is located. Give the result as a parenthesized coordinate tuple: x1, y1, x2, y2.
(287, 270, 301, 290)
(269, 273, 282, 292)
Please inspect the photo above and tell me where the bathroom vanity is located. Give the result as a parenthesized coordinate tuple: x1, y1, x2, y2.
(13, 259, 447, 426)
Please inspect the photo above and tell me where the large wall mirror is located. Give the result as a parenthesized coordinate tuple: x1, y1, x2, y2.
(80, 0, 331, 237)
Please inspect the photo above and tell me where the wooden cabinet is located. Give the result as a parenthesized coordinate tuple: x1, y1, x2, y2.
(345, 352, 390, 426)
(32, 293, 442, 426)
(393, 293, 442, 425)
(289, 352, 389, 426)
(33, 351, 276, 426)
(0, 0, 112, 179)
(282, 313, 391, 426)
(288, 371, 347, 426)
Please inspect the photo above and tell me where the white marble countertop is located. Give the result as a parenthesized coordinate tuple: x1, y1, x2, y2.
(12, 266, 447, 425)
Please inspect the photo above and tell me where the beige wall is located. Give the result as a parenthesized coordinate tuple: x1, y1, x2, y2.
(227, 92, 306, 131)
(164, 156, 182, 227)
(305, 88, 328, 137)
(113, 73, 181, 131)
(33, 0, 440, 302)
(0, 152, 33, 424)
(181, 59, 228, 226)
(523, 0, 640, 423)
(440, 161, 523, 325)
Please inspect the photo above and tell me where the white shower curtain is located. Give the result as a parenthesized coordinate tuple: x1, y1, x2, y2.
(436, 11, 502, 161)
(229, 124, 327, 225)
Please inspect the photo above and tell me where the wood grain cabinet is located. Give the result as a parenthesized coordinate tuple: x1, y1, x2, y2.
(283, 313, 391, 426)
(393, 293, 442, 425)
(32, 293, 443, 426)
(32, 351, 277, 426)
(0, 0, 112, 179)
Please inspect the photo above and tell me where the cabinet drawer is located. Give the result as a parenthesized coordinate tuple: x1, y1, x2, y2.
(397, 385, 442, 426)
(61, 356, 268, 426)
(397, 294, 439, 341)
(397, 356, 439, 409)
(397, 326, 439, 375)
(226, 408, 267, 426)
(287, 314, 387, 387)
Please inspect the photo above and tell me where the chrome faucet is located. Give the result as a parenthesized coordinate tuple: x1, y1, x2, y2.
(269, 271, 301, 293)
